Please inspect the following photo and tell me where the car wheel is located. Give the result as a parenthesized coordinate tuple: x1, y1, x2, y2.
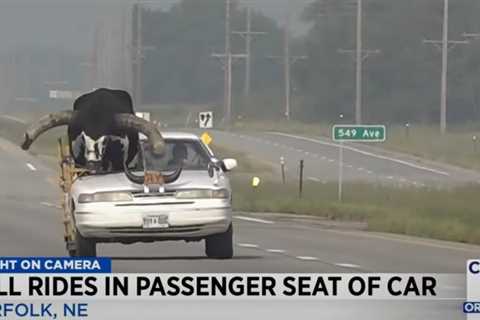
(75, 229, 97, 257)
(205, 224, 233, 259)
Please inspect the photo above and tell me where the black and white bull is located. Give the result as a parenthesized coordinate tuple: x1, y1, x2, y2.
(21, 88, 181, 184)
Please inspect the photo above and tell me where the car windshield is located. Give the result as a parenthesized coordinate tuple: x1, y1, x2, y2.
(140, 138, 211, 171)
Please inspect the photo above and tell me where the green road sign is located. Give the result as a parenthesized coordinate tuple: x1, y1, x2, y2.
(332, 125, 386, 142)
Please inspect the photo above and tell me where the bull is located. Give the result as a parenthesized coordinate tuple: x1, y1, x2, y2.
(20, 88, 181, 184)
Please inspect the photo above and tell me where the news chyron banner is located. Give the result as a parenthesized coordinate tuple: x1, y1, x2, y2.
(466, 260, 480, 318)
(0, 257, 473, 319)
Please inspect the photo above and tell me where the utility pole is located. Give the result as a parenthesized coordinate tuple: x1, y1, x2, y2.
(131, 2, 155, 107)
(424, 0, 468, 134)
(268, 6, 307, 121)
(212, 0, 249, 127)
(134, 2, 143, 107)
(224, 0, 232, 127)
(284, 7, 291, 121)
(232, 6, 266, 100)
(338, 0, 379, 125)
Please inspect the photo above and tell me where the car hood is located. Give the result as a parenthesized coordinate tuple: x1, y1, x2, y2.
(71, 170, 230, 196)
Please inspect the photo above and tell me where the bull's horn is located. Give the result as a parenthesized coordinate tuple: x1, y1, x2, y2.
(163, 167, 183, 184)
(21, 111, 75, 150)
(123, 165, 183, 185)
(113, 114, 165, 155)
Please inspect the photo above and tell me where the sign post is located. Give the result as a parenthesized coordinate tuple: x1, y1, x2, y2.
(332, 125, 386, 202)
(338, 141, 344, 202)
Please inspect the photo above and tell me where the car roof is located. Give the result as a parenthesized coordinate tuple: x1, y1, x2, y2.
(160, 132, 200, 140)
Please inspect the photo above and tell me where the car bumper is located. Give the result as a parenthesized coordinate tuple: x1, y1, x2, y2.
(74, 201, 232, 242)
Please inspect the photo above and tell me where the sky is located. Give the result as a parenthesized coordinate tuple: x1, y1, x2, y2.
(0, 0, 311, 54)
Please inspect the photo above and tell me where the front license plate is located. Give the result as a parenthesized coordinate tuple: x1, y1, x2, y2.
(143, 215, 169, 229)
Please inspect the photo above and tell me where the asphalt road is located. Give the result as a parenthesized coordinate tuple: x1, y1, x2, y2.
(0, 135, 477, 273)
(0, 135, 476, 319)
(205, 130, 480, 188)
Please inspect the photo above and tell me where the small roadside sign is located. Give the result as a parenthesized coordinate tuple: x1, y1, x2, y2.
(201, 132, 213, 146)
(199, 111, 213, 129)
(332, 124, 386, 203)
(332, 125, 386, 142)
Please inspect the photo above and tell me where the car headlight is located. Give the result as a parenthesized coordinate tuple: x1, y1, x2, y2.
(175, 189, 230, 199)
(78, 192, 133, 203)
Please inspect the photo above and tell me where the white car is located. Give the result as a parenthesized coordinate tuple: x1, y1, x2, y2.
(67, 132, 237, 259)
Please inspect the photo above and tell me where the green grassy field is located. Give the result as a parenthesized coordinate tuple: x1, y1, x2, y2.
(229, 177, 480, 244)
(212, 142, 480, 245)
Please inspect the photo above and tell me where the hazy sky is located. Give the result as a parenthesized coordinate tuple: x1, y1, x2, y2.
(0, 0, 311, 54)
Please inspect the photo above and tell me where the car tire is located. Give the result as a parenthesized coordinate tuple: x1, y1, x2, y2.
(75, 229, 97, 257)
(205, 224, 233, 259)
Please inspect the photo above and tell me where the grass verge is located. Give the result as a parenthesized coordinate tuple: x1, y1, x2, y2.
(213, 142, 480, 245)
(230, 177, 480, 245)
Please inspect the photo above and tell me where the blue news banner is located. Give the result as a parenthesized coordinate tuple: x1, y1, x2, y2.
(0, 257, 111, 319)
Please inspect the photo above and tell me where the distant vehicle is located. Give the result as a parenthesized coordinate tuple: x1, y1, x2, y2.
(67, 132, 237, 259)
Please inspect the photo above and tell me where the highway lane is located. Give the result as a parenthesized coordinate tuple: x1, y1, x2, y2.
(206, 130, 480, 187)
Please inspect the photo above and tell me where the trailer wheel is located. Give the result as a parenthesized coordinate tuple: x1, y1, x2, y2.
(75, 229, 97, 257)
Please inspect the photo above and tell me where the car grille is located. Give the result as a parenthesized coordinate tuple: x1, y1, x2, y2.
(132, 191, 176, 198)
(115, 201, 195, 207)
(107, 225, 204, 234)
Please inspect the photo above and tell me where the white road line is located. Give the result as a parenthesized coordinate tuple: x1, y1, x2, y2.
(273, 143, 279, 147)
(347, 164, 353, 168)
(321, 156, 327, 160)
(234, 216, 275, 225)
(0, 115, 26, 124)
(236, 243, 259, 249)
(296, 256, 319, 261)
(304, 151, 310, 155)
(357, 167, 364, 171)
(26, 163, 37, 171)
(307, 177, 321, 182)
(269, 132, 450, 176)
(40, 202, 62, 209)
(335, 263, 362, 269)
(266, 249, 286, 254)
(367, 170, 373, 174)
(386, 176, 394, 180)
(328, 159, 335, 163)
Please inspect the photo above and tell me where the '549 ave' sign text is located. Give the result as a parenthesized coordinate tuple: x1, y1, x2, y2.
(332, 125, 386, 142)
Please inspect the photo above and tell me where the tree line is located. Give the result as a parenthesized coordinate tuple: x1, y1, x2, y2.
(141, 0, 480, 125)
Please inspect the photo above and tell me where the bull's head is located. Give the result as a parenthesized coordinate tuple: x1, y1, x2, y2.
(20, 111, 181, 184)
(72, 132, 129, 170)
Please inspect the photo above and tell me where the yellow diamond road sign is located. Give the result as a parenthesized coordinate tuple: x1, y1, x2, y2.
(201, 132, 213, 145)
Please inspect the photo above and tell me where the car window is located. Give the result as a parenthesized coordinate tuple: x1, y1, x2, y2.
(141, 139, 211, 171)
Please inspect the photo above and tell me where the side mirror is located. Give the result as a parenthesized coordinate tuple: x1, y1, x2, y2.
(221, 158, 237, 172)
